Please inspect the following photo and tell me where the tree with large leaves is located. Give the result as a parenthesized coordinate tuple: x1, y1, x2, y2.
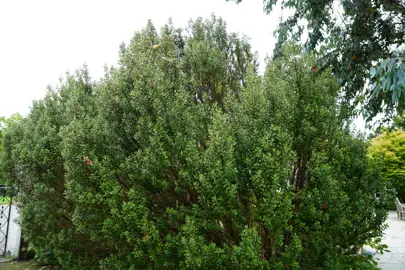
(228, 0, 405, 121)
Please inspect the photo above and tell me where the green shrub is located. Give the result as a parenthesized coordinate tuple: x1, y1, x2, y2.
(2, 17, 390, 269)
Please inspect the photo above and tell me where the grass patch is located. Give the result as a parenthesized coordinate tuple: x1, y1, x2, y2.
(0, 261, 56, 270)
(0, 261, 40, 270)
(0, 197, 12, 205)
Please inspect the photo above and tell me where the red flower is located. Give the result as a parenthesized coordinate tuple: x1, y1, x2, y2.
(86, 159, 93, 166)
(312, 65, 319, 72)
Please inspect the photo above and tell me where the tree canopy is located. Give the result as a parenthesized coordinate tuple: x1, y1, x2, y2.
(229, 0, 405, 121)
(0, 113, 22, 184)
(369, 129, 405, 202)
(2, 17, 391, 269)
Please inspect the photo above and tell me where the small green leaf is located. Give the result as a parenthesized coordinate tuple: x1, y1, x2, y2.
(370, 67, 377, 78)
(382, 60, 387, 71)
(382, 79, 387, 90)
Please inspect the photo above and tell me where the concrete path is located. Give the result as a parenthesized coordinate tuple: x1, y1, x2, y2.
(375, 211, 405, 269)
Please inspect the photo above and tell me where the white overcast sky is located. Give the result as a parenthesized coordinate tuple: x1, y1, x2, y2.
(0, 0, 367, 131)
(0, 0, 280, 118)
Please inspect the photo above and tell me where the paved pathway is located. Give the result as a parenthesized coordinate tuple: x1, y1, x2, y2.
(375, 211, 405, 269)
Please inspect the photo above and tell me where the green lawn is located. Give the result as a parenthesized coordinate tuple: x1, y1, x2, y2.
(0, 261, 42, 270)
(0, 198, 12, 205)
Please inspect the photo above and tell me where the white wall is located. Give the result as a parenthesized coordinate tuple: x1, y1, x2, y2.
(0, 204, 20, 257)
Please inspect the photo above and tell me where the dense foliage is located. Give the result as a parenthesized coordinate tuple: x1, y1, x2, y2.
(369, 129, 405, 202)
(229, 0, 405, 121)
(2, 17, 390, 269)
(0, 113, 22, 184)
